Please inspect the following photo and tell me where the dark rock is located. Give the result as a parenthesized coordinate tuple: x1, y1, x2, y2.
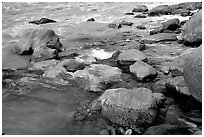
(142, 33, 177, 44)
(132, 5, 148, 12)
(87, 18, 95, 22)
(58, 49, 79, 59)
(169, 66, 183, 77)
(170, 2, 202, 11)
(98, 88, 164, 127)
(60, 59, 86, 72)
(143, 124, 179, 135)
(136, 25, 146, 30)
(180, 9, 202, 47)
(14, 29, 63, 55)
(72, 64, 122, 92)
(149, 27, 163, 35)
(152, 78, 171, 94)
(183, 46, 202, 102)
(130, 60, 157, 81)
(119, 21, 133, 26)
(29, 18, 57, 25)
(108, 23, 122, 29)
(125, 12, 134, 15)
(162, 18, 180, 31)
(148, 5, 172, 16)
(134, 14, 147, 18)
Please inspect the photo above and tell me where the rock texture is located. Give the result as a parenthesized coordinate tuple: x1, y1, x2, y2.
(98, 88, 164, 127)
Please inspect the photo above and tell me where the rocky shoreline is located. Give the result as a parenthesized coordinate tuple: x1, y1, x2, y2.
(2, 2, 202, 135)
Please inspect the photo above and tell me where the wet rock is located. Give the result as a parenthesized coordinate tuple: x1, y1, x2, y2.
(125, 12, 134, 15)
(165, 76, 190, 96)
(148, 5, 172, 16)
(31, 46, 58, 62)
(162, 18, 180, 31)
(59, 59, 86, 72)
(107, 23, 122, 29)
(142, 33, 177, 44)
(98, 88, 164, 127)
(119, 21, 133, 26)
(180, 9, 202, 46)
(183, 46, 202, 102)
(117, 49, 147, 66)
(132, 5, 148, 12)
(130, 60, 157, 81)
(87, 18, 95, 22)
(143, 124, 178, 135)
(72, 64, 122, 92)
(134, 14, 147, 18)
(28, 59, 60, 71)
(14, 29, 63, 55)
(29, 17, 57, 25)
(136, 25, 146, 30)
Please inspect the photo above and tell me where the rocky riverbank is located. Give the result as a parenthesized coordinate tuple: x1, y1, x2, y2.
(2, 2, 202, 135)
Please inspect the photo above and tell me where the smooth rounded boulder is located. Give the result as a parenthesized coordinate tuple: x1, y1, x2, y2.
(98, 88, 164, 127)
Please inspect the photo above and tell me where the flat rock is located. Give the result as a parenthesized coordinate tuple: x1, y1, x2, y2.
(130, 60, 157, 81)
(29, 18, 57, 25)
(98, 88, 164, 127)
(132, 5, 148, 12)
(72, 64, 122, 92)
(142, 33, 177, 44)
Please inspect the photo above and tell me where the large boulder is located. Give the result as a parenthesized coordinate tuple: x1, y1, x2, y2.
(183, 46, 202, 102)
(72, 64, 122, 92)
(148, 5, 172, 16)
(117, 49, 147, 66)
(162, 18, 180, 31)
(142, 33, 177, 44)
(29, 18, 57, 25)
(132, 5, 148, 12)
(180, 9, 202, 47)
(170, 2, 202, 11)
(14, 29, 63, 55)
(98, 88, 164, 127)
(130, 60, 157, 81)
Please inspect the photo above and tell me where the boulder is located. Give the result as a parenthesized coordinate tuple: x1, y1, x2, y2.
(98, 88, 164, 127)
(14, 29, 63, 55)
(132, 5, 148, 12)
(119, 21, 133, 26)
(136, 25, 146, 30)
(72, 64, 122, 92)
(165, 76, 190, 96)
(170, 2, 202, 11)
(107, 23, 122, 29)
(162, 18, 180, 31)
(183, 46, 202, 102)
(59, 59, 86, 72)
(148, 5, 172, 16)
(117, 49, 147, 66)
(142, 33, 177, 44)
(29, 18, 57, 25)
(134, 14, 147, 18)
(130, 60, 157, 81)
(180, 9, 202, 46)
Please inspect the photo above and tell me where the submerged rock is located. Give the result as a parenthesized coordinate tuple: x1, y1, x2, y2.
(130, 60, 157, 81)
(180, 9, 202, 47)
(29, 18, 57, 25)
(132, 5, 148, 12)
(72, 64, 122, 92)
(98, 88, 164, 127)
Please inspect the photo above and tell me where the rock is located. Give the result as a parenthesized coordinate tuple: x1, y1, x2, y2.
(130, 60, 157, 81)
(134, 14, 147, 18)
(119, 21, 133, 26)
(165, 76, 190, 96)
(183, 46, 202, 102)
(87, 18, 95, 22)
(180, 9, 202, 46)
(58, 49, 79, 59)
(132, 5, 148, 12)
(152, 78, 171, 94)
(136, 25, 146, 30)
(117, 49, 147, 66)
(31, 46, 58, 62)
(149, 27, 163, 35)
(59, 59, 86, 72)
(160, 66, 169, 75)
(125, 12, 134, 15)
(148, 5, 172, 16)
(98, 88, 164, 127)
(142, 33, 177, 44)
(72, 64, 122, 92)
(143, 124, 178, 135)
(28, 59, 60, 71)
(162, 18, 180, 31)
(99, 129, 109, 135)
(170, 2, 202, 11)
(89, 99, 102, 112)
(173, 9, 191, 16)
(125, 129, 132, 135)
(169, 66, 183, 77)
(108, 23, 122, 29)
(29, 18, 57, 25)
(14, 29, 63, 55)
